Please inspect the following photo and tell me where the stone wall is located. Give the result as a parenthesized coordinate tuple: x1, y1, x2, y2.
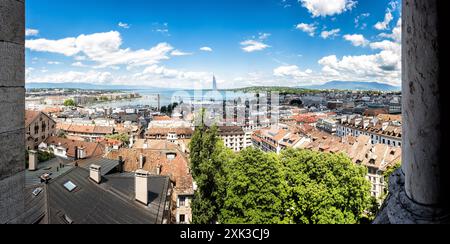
(0, 0, 26, 223)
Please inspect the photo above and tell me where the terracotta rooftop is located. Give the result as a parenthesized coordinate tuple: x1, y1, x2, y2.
(106, 148, 194, 195)
(25, 110, 41, 127)
(45, 136, 106, 159)
(57, 123, 114, 135)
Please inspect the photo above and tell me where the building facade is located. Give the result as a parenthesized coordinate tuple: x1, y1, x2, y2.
(336, 116, 402, 147)
(25, 110, 56, 150)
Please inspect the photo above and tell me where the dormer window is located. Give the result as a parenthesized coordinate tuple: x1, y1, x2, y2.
(166, 152, 176, 160)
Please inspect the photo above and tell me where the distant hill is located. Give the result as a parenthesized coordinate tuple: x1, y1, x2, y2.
(25, 82, 174, 91)
(300, 81, 400, 92)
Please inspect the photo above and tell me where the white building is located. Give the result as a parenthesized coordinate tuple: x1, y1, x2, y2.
(336, 116, 402, 147)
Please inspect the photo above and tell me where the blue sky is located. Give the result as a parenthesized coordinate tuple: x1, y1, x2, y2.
(25, 0, 402, 89)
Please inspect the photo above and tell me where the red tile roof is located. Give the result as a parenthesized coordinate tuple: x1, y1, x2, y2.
(106, 148, 194, 195)
(45, 136, 106, 158)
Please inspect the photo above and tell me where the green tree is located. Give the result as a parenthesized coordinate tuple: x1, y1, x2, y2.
(105, 133, 130, 146)
(279, 149, 372, 224)
(63, 99, 76, 107)
(189, 117, 233, 224)
(219, 148, 285, 224)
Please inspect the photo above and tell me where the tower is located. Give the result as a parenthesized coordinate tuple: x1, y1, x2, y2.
(212, 75, 218, 91)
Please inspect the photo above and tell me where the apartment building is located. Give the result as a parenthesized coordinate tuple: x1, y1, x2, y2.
(252, 127, 305, 154)
(25, 110, 56, 150)
(336, 115, 402, 147)
(217, 126, 249, 152)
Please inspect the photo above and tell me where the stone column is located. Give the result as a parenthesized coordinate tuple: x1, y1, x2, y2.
(375, 0, 450, 224)
(0, 0, 26, 224)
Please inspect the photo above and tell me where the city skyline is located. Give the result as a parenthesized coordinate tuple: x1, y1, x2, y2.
(25, 0, 401, 89)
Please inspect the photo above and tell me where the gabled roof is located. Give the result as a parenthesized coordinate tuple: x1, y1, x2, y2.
(106, 148, 194, 195)
(45, 136, 105, 159)
(25, 110, 56, 127)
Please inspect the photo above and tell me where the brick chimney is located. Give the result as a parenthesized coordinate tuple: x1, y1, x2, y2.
(28, 150, 38, 171)
(135, 169, 150, 205)
(89, 164, 102, 184)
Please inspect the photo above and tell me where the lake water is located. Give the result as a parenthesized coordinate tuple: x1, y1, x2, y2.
(92, 89, 256, 108)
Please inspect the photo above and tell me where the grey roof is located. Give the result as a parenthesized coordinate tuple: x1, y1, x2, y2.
(78, 157, 119, 176)
(26, 157, 73, 187)
(7, 185, 48, 224)
(105, 173, 170, 222)
(46, 167, 170, 224)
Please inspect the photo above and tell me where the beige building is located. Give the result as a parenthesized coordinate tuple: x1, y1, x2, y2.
(218, 126, 250, 152)
(25, 110, 56, 150)
(300, 130, 401, 199)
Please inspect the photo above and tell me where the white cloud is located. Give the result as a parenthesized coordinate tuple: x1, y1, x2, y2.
(200, 46, 213, 52)
(296, 23, 317, 37)
(300, 0, 357, 17)
(374, 1, 399, 30)
(74, 55, 87, 61)
(240, 40, 270, 53)
(131, 65, 214, 88)
(343, 34, 369, 47)
(318, 23, 401, 86)
(321, 28, 340, 39)
(374, 11, 393, 30)
(26, 37, 79, 56)
(274, 65, 312, 78)
(47, 61, 61, 65)
(370, 40, 400, 53)
(27, 70, 114, 84)
(170, 50, 193, 56)
(26, 31, 174, 69)
(72, 62, 87, 67)
(26, 29, 39, 37)
(118, 22, 130, 29)
(379, 18, 401, 43)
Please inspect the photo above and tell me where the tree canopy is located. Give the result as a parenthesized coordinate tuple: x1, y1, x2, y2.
(189, 129, 373, 224)
(105, 133, 130, 146)
(63, 99, 76, 107)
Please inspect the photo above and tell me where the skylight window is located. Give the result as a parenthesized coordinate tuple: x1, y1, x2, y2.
(32, 187, 43, 196)
(63, 181, 77, 192)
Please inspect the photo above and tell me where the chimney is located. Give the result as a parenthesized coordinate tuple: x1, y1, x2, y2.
(135, 169, 150, 205)
(118, 156, 124, 172)
(156, 165, 162, 175)
(28, 150, 38, 171)
(129, 136, 134, 148)
(139, 154, 145, 169)
(89, 164, 102, 184)
(78, 147, 86, 159)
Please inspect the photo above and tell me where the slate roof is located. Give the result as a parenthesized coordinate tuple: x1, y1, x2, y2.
(46, 167, 170, 224)
(21, 157, 170, 224)
(77, 157, 120, 176)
